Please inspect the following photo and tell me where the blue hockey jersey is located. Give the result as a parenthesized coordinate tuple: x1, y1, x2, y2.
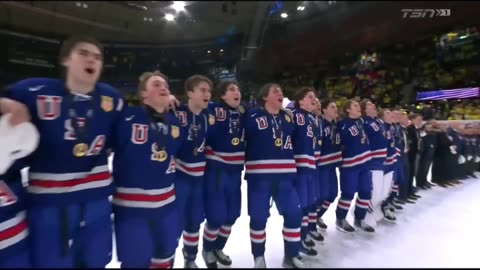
(244, 108, 296, 178)
(383, 123, 398, 171)
(318, 117, 342, 168)
(6, 78, 124, 207)
(0, 162, 28, 261)
(363, 116, 388, 170)
(205, 102, 246, 172)
(174, 104, 215, 179)
(111, 107, 184, 215)
(313, 116, 322, 165)
(394, 124, 406, 158)
(338, 118, 371, 168)
(291, 108, 317, 174)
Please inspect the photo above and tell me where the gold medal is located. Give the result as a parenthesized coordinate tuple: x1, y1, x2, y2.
(275, 138, 282, 147)
(231, 137, 240, 146)
(158, 150, 167, 162)
(73, 143, 88, 157)
(318, 139, 322, 146)
(361, 136, 366, 144)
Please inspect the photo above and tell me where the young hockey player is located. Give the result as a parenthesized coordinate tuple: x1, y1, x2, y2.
(244, 83, 303, 268)
(0, 107, 38, 267)
(290, 87, 320, 256)
(379, 109, 398, 222)
(316, 99, 342, 230)
(335, 99, 374, 233)
(359, 99, 388, 226)
(111, 70, 184, 268)
(202, 80, 245, 268)
(174, 75, 215, 268)
(4, 35, 125, 267)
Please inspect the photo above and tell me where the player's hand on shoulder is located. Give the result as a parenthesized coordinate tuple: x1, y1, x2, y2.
(0, 98, 31, 126)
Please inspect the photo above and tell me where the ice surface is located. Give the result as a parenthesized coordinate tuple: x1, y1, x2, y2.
(104, 158, 480, 268)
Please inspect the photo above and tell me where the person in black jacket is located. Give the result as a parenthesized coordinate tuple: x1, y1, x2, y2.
(432, 123, 458, 187)
(406, 113, 423, 196)
(415, 120, 440, 189)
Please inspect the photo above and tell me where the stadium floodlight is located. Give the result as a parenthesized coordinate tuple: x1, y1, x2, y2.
(172, 1, 185, 12)
(165, 13, 175, 21)
(280, 12, 288, 18)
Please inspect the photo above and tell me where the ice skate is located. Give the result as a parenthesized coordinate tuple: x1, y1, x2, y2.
(382, 208, 397, 223)
(335, 219, 355, 233)
(254, 256, 266, 268)
(183, 248, 198, 268)
(307, 229, 324, 242)
(303, 237, 315, 247)
(317, 218, 328, 231)
(184, 259, 198, 268)
(282, 256, 304, 268)
(214, 249, 232, 266)
(389, 201, 403, 211)
(353, 219, 375, 233)
(299, 240, 318, 256)
(202, 250, 218, 268)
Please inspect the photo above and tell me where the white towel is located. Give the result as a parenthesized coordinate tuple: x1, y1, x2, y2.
(0, 114, 39, 174)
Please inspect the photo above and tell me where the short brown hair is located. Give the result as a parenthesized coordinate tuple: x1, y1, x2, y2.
(184, 75, 213, 93)
(294, 86, 316, 109)
(214, 80, 240, 101)
(137, 70, 168, 101)
(342, 99, 358, 116)
(59, 35, 103, 64)
(359, 99, 372, 116)
(256, 83, 281, 107)
(321, 98, 335, 114)
(378, 108, 391, 119)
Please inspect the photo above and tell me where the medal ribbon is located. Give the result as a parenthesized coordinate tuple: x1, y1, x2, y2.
(64, 88, 97, 147)
(270, 114, 282, 148)
(229, 109, 240, 139)
(146, 106, 169, 152)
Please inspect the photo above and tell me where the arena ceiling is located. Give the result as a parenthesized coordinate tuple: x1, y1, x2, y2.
(0, 1, 338, 46)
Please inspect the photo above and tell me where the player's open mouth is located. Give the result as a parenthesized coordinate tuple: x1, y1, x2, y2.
(85, 68, 95, 75)
(234, 98, 240, 101)
(203, 99, 209, 102)
(278, 98, 283, 103)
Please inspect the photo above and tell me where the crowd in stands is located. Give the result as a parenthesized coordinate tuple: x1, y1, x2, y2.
(1, 26, 479, 120)
(273, 26, 480, 120)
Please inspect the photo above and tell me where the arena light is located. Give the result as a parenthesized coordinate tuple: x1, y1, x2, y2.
(172, 1, 185, 12)
(280, 12, 288, 18)
(297, 6, 305, 11)
(165, 13, 175, 21)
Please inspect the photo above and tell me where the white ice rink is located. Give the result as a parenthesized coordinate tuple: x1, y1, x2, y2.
(105, 160, 480, 268)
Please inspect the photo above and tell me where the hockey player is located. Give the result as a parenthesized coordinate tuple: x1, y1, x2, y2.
(316, 99, 342, 230)
(378, 109, 398, 222)
(202, 80, 245, 268)
(290, 87, 320, 256)
(306, 99, 325, 240)
(175, 75, 214, 268)
(4, 35, 125, 267)
(359, 100, 388, 226)
(0, 106, 38, 267)
(335, 99, 374, 233)
(244, 83, 303, 268)
(111, 71, 184, 268)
